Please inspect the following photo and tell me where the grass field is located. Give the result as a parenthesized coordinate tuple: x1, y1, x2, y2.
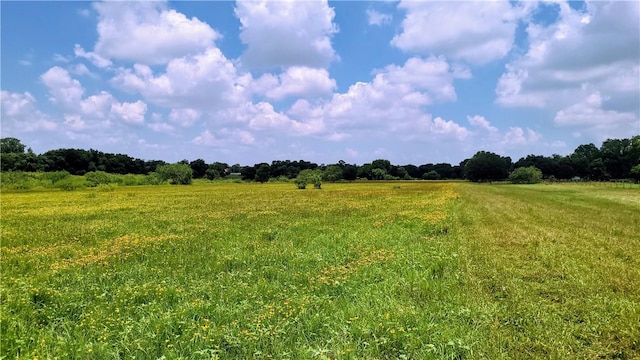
(1, 181, 638, 359)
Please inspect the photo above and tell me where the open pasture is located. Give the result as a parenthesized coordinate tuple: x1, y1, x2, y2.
(1, 182, 638, 359)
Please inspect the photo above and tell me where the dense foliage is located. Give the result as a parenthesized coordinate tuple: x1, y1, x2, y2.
(1, 136, 639, 183)
(508, 166, 543, 184)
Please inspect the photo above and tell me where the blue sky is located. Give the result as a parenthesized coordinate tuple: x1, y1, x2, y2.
(1, 1, 638, 165)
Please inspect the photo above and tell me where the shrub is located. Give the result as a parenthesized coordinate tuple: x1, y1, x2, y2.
(295, 169, 322, 190)
(422, 170, 441, 180)
(41, 171, 70, 184)
(156, 164, 193, 185)
(84, 171, 113, 187)
(55, 176, 86, 191)
(294, 178, 308, 189)
(509, 166, 543, 184)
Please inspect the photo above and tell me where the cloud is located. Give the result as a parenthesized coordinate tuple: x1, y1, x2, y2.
(236, 102, 325, 136)
(0, 91, 57, 132)
(392, 1, 520, 65)
(554, 92, 638, 139)
(92, 1, 218, 65)
(431, 117, 470, 140)
(311, 56, 470, 134)
(467, 115, 498, 132)
(169, 108, 201, 127)
(41, 66, 150, 131)
(235, 0, 338, 69)
(467, 114, 544, 156)
(111, 47, 249, 111)
(496, 1, 640, 112)
(74, 44, 112, 68)
(40, 66, 84, 109)
(110, 100, 147, 125)
(192, 128, 256, 147)
(367, 9, 392, 26)
(192, 130, 220, 147)
(258, 67, 336, 100)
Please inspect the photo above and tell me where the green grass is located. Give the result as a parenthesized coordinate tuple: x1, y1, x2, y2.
(1, 182, 638, 359)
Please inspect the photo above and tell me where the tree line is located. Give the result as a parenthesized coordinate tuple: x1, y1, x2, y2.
(1, 136, 639, 183)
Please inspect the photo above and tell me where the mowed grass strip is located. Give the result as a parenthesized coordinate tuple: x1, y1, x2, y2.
(1, 182, 638, 359)
(452, 183, 640, 359)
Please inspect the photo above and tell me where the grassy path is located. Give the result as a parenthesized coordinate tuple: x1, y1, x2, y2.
(451, 183, 640, 358)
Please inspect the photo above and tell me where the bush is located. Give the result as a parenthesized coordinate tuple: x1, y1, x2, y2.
(422, 170, 441, 180)
(55, 176, 87, 191)
(294, 178, 308, 189)
(157, 164, 193, 185)
(509, 166, 543, 184)
(41, 171, 70, 184)
(295, 169, 322, 190)
(84, 171, 113, 187)
(0, 171, 35, 190)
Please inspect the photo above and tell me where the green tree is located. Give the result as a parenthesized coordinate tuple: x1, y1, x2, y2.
(342, 164, 358, 181)
(189, 159, 208, 179)
(508, 166, 543, 184)
(422, 170, 441, 180)
(464, 151, 512, 182)
(295, 169, 321, 189)
(630, 164, 640, 183)
(241, 166, 256, 181)
(156, 163, 193, 185)
(371, 168, 387, 180)
(255, 163, 271, 183)
(322, 165, 343, 182)
(0, 137, 26, 154)
(588, 158, 610, 181)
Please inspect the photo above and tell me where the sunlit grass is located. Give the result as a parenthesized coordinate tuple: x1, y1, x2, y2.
(1, 181, 638, 358)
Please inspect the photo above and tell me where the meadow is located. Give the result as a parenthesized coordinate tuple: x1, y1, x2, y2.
(1, 181, 638, 359)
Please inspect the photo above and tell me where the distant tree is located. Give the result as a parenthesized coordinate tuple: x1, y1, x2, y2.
(433, 163, 454, 179)
(515, 155, 558, 178)
(295, 169, 322, 189)
(371, 168, 387, 180)
(156, 163, 193, 185)
(402, 164, 420, 179)
(570, 143, 600, 178)
(0, 138, 26, 154)
(396, 166, 409, 180)
(323, 165, 343, 182)
(630, 164, 640, 183)
(254, 163, 271, 183)
(340, 164, 356, 181)
(509, 166, 542, 184)
(241, 166, 256, 181)
(588, 158, 610, 181)
(357, 163, 373, 179)
(189, 159, 208, 179)
(422, 170, 441, 180)
(464, 151, 512, 182)
(208, 162, 229, 179)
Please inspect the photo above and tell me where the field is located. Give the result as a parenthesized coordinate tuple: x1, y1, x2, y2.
(1, 181, 639, 359)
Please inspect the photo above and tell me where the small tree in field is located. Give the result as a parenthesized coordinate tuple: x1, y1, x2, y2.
(295, 169, 321, 190)
(509, 166, 543, 184)
(157, 163, 193, 185)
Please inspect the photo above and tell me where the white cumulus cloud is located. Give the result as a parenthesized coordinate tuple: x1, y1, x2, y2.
(235, 0, 338, 69)
(392, 1, 520, 65)
(93, 1, 218, 65)
(258, 67, 336, 100)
